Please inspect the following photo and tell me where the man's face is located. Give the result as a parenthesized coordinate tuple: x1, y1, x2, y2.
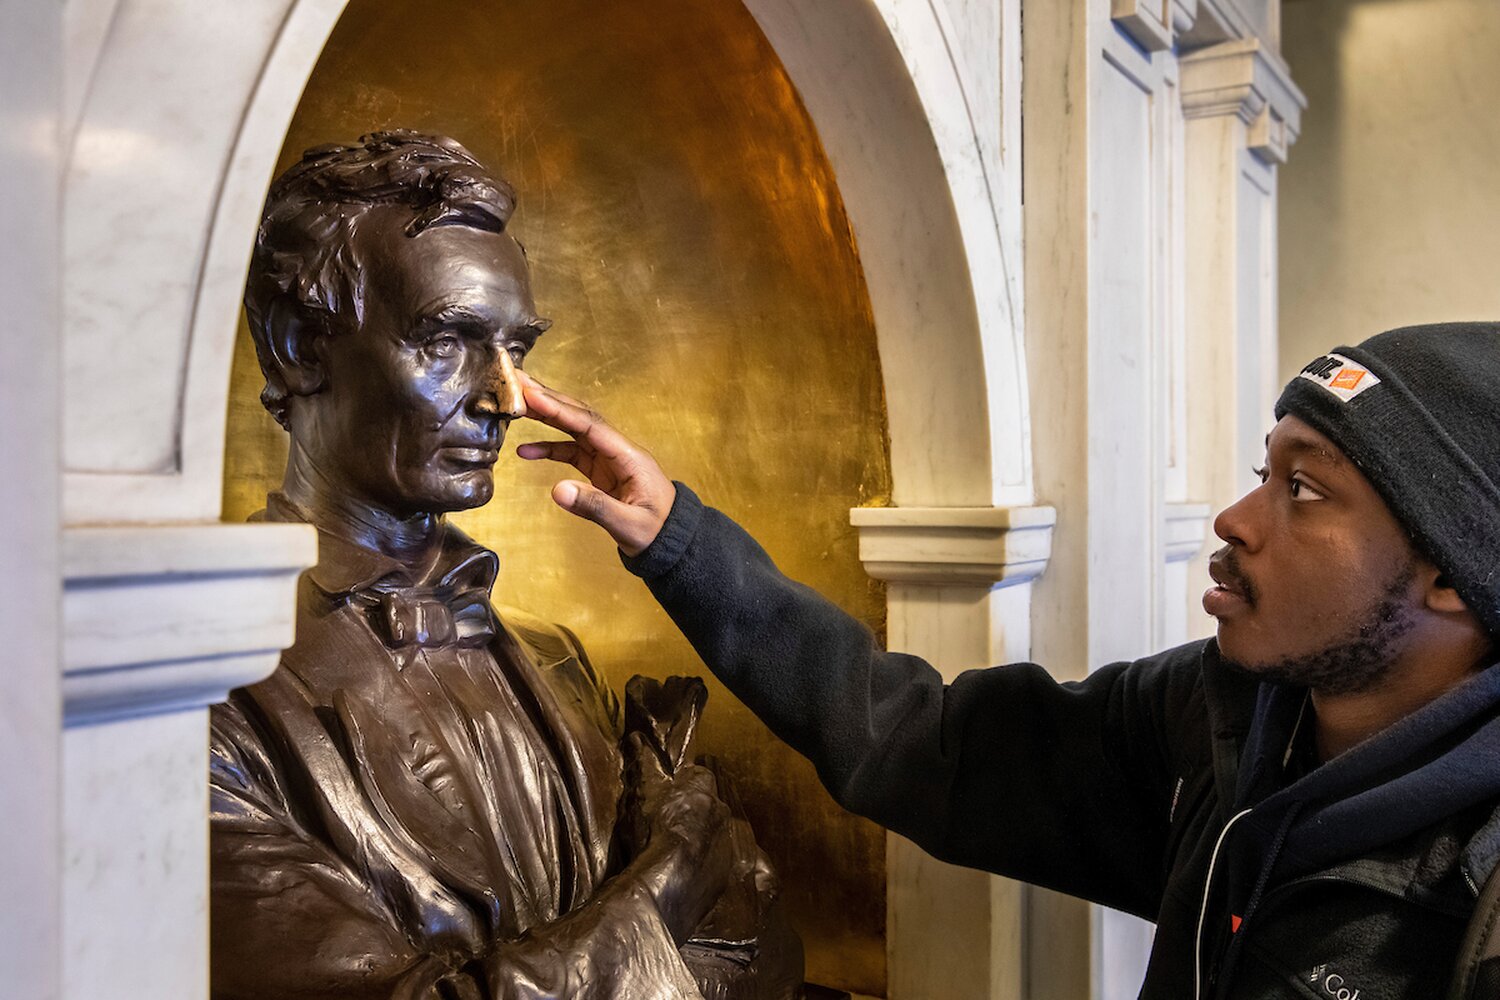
(1206, 414, 1424, 693)
(298, 209, 547, 516)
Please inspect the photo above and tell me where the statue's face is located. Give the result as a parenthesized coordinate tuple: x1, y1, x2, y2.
(299, 208, 547, 516)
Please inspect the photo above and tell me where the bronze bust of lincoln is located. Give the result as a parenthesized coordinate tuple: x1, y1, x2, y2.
(210, 131, 801, 999)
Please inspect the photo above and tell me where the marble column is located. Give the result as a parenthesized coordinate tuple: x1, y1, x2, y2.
(852, 504, 1055, 1000)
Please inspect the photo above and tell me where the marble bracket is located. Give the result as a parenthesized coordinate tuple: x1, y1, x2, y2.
(1177, 0, 1274, 51)
(1180, 37, 1306, 163)
(1111, 0, 1198, 54)
(62, 522, 317, 725)
(850, 505, 1057, 587)
(1164, 501, 1213, 564)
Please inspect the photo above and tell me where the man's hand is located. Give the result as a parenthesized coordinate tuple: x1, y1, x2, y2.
(516, 372, 676, 557)
(622, 733, 734, 944)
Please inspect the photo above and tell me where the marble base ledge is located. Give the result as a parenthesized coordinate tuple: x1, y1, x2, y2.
(62, 522, 317, 725)
(850, 505, 1057, 587)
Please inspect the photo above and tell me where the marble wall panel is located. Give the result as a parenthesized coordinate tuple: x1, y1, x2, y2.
(63, 0, 298, 476)
(0, 0, 62, 995)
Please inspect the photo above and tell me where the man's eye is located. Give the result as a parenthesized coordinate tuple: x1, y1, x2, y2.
(1289, 477, 1326, 502)
(1252, 465, 1270, 484)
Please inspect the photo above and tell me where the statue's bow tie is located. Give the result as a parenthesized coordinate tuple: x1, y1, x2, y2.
(369, 586, 495, 651)
(358, 549, 499, 651)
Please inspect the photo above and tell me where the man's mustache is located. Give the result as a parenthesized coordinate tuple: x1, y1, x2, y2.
(1209, 547, 1259, 607)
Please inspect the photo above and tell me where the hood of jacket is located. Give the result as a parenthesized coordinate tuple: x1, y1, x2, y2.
(1201, 644, 1500, 910)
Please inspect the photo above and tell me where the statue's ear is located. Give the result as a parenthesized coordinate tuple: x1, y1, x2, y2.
(264, 300, 328, 398)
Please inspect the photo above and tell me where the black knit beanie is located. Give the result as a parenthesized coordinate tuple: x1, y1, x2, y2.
(1274, 322, 1500, 639)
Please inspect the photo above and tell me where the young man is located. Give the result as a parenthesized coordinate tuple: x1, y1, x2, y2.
(518, 323, 1500, 998)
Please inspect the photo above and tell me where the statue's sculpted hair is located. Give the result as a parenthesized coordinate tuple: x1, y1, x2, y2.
(244, 130, 517, 428)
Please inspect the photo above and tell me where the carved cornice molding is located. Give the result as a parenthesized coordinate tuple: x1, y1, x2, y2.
(1180, 38, 1306, 163)
(62, 522, 316, 725)
(850, 505, 1057, 587)
(1164, 502, 1214, 564)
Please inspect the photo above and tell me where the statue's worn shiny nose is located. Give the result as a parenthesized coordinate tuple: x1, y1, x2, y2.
(474, 349, 525, 418)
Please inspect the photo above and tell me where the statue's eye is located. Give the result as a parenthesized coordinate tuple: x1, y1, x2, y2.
(428, 333, 462, 358)
(507, 343, 527, 367)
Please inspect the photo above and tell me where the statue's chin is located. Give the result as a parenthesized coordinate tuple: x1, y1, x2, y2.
(448, 471, 496, 511)
(410, 468, 495, 514)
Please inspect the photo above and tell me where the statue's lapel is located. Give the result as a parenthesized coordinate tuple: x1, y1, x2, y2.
(487, 614, 625, 898)
(332, 680, 502, 903)
(276, 599, 505, 908)
(238, 661, 487, 957)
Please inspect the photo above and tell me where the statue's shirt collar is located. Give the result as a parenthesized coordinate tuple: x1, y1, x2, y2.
(259, 493, 500, 651)
(260, 491, 500, 598)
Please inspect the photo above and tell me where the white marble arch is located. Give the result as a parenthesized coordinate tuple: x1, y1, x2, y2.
(740, 5, 1052, 996)
(60, 0, 1034, 524)
(56, 1, 1046, 997)
(743, 0, 1032, 510)
(63, 0, 349, 525)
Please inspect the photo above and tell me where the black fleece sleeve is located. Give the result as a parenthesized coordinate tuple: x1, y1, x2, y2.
(624, 484, 1207, 918)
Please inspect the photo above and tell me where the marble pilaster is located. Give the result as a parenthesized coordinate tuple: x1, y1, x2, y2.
(59, 522, 314, 999)
(853, 505, 1055, 1000)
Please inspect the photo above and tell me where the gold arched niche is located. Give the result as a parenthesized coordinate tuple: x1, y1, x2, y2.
(222, 1, 892, 992)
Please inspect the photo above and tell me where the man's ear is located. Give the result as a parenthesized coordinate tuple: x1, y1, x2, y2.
(1423, 565, 1471, 615)
(265, 301, 329, 398)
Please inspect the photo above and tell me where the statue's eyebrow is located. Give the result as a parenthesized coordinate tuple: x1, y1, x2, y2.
(516, 318, 552, 342)
(415, 306, 551, 353)
(421, 304, 496, 332)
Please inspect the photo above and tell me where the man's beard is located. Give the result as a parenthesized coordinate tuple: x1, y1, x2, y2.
(1225, 560, 1419, 696)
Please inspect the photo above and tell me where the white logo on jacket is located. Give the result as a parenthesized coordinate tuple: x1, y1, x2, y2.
(1308, 963, 1362, 999)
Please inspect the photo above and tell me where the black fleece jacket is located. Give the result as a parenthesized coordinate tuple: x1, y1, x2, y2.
(624, 485, 1500, 999)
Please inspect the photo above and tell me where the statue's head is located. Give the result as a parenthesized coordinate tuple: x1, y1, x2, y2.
(245, 130, 550, 516)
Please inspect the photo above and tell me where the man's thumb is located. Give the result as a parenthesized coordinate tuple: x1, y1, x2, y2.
(552, 479, 582, 510)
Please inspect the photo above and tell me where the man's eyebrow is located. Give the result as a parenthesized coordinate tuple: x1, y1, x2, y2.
(1277, 435, 1346, 467)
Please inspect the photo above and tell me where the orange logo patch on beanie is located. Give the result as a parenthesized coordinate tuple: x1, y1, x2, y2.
(1298, 353, 1382, 403)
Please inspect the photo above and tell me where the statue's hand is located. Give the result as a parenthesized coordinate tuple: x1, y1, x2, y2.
(622, 733, 734, 944)
(516, 373, 676, 557)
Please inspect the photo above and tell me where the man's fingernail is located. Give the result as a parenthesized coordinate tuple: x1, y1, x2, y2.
(555, 481, 579, 508)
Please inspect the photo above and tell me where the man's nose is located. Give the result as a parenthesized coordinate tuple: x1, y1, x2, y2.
(472, 348, 526, 419)
(1213, 487, 1261, 552)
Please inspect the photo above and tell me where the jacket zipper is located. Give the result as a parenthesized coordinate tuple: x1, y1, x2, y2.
(1195, 808, 1252, 1000)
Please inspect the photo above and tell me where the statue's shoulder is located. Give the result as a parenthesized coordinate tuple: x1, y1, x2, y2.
(495, 604, 587, 665)
(494, 604, 621, 733)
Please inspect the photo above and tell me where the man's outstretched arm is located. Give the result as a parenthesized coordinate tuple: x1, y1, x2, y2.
(517, 376, 1191, 916)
